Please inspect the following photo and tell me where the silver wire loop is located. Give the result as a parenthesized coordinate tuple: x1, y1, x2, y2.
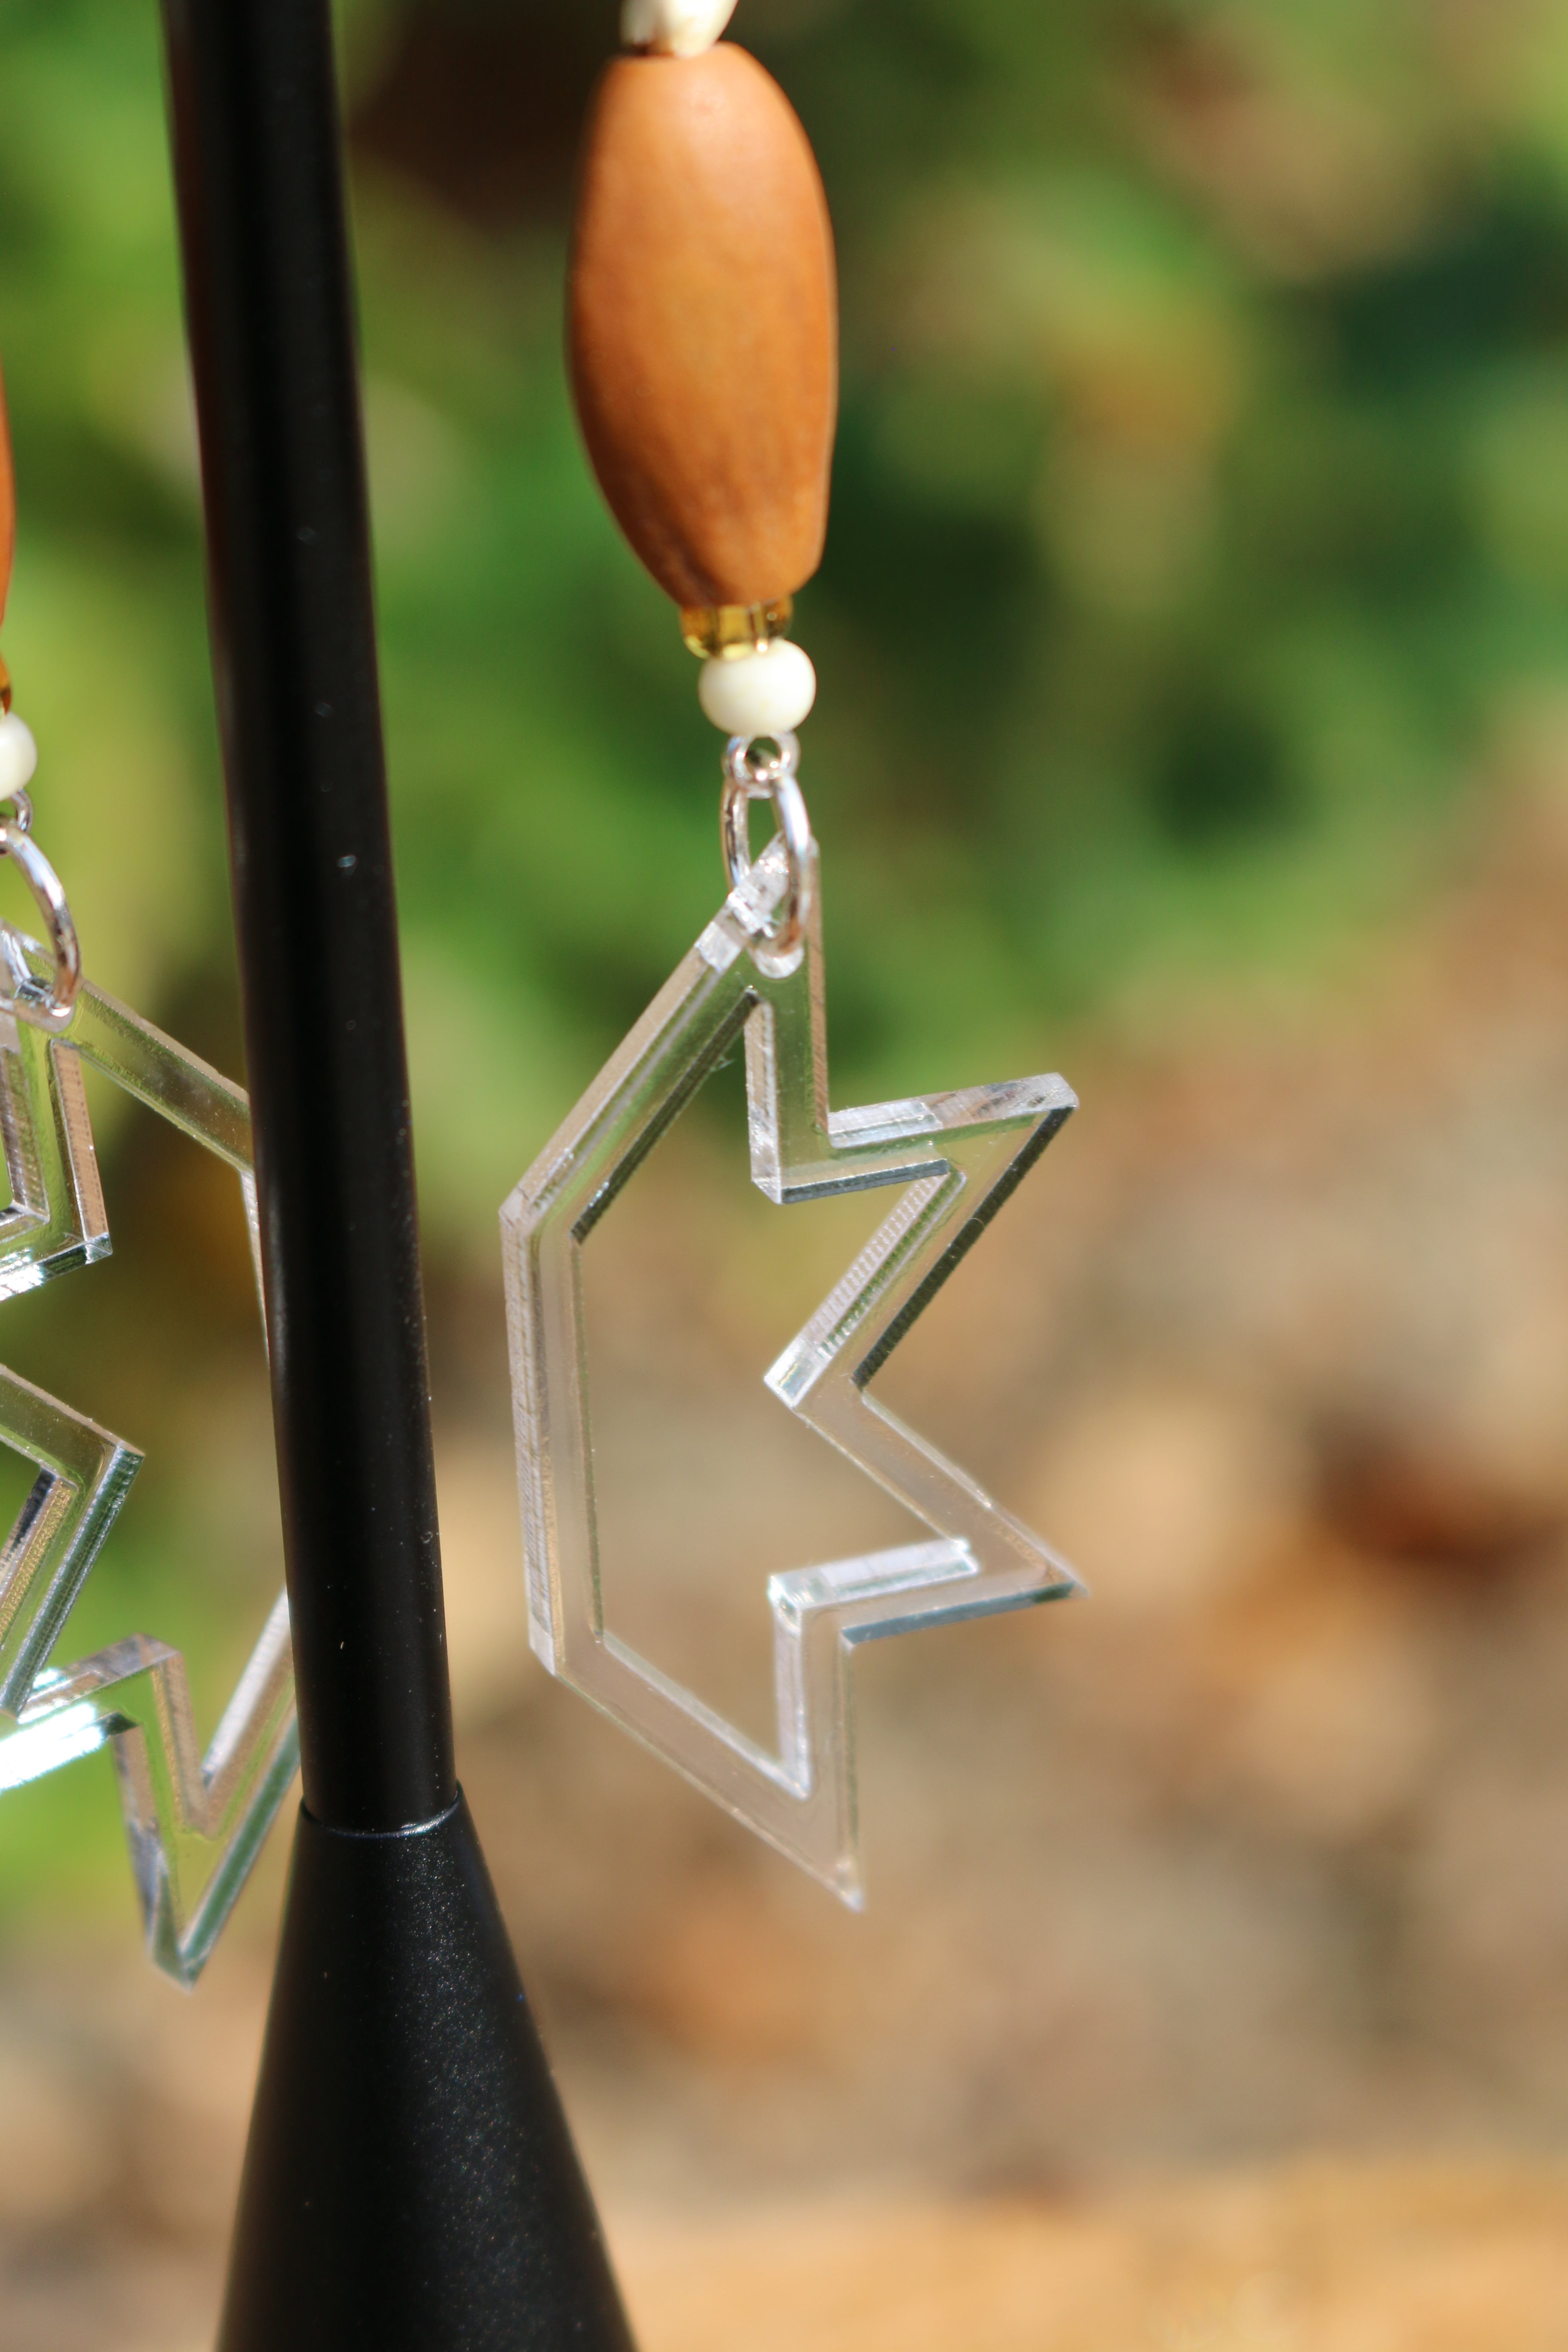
(0, 818, 81, 1033)
(721, 731, 813, 965)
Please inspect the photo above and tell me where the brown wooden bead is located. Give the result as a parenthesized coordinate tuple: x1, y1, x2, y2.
(569, 44, 837, 610)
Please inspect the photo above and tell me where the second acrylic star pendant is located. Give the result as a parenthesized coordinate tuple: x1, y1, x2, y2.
(503, 735, 1082, 1903)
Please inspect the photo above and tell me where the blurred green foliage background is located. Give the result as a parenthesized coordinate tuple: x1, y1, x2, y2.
(1, 0, 1567, 1922)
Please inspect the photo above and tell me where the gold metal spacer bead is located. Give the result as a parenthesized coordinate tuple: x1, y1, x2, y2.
(0, 653, 12, 714)
(680, 598, 794, 661)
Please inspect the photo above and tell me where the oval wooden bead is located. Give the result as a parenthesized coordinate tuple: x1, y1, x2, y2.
(569, 45, 838, 610)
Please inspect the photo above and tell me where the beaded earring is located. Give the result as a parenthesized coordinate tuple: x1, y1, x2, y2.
(501, 0, 1083, 1903)
(0, 359, 297, 1985)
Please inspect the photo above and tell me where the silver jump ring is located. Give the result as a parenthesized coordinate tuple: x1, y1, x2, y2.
(0, 819, 81, 1033)
(721, 731, 813, 963)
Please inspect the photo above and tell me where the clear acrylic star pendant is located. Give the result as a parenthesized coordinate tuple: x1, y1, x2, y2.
(0, 917, 295, 1988)
(502, 736, 1083, 1904)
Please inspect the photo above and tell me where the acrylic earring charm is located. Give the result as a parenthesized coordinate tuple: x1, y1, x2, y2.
(502, 6, 1084, 1902)
(0, 355, 296, 1986)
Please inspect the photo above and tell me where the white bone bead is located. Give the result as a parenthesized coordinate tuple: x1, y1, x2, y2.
(0, 710, 38, 796)
(698, 639, 817, 736)
(621, 0, 738, 56)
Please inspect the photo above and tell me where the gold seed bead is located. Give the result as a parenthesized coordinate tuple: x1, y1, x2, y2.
(680, 598, 794, 661)
(0, 652, 12, 714)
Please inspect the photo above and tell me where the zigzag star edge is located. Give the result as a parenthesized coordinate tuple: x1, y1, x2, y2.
(503, 837, 1083, 1905)
(0, 944, 296, 1986)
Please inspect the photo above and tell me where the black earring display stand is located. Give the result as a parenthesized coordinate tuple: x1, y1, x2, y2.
(156, 0, 635, 2342)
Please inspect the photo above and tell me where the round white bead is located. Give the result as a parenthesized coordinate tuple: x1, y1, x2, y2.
(0, 711, 39, 797)
(699, 640, 817, 737)
(622, 0, 738, 57)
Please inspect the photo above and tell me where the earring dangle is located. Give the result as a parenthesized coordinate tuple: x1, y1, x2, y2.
(0, 360, 297, 1986)
(502, 0, 1084, 1905)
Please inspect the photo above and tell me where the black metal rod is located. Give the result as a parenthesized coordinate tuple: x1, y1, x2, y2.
(157, 3, 637, 2340)
(159, 0, 453, 1831)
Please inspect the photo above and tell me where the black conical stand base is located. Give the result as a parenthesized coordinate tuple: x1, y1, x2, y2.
(217, 1797, 635, 2352)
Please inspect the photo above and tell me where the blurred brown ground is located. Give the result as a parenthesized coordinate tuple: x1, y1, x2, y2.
(11, 746, 1568, 2341)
